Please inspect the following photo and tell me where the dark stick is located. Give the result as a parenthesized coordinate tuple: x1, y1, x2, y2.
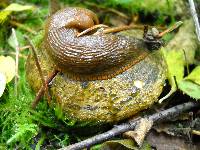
(60, 102, 199, 150)
(31, 69, 59, 109)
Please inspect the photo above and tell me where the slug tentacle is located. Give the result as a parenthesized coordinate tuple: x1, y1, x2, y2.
(45, 7, 152, 81)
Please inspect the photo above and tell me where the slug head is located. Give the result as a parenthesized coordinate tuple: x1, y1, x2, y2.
(143, 26, 164, 51)
(143, 21, 183, 51)
(46, 7, 99, 32)
(65, 9, 99, 31)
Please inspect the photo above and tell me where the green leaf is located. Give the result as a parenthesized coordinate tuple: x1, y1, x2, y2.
(101, 139, 137, 150)
(178, 66, 200, 100)
(0, 72, 6, 97)
(184, 66, 200, 85)
(162, 48, 185, 91)
(0, 56, 15, 83)
(0, 3, 35, 24)
(178, 80, 200, 100)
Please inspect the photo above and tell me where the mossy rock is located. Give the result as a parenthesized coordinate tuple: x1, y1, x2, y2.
(26, 30, 167, 124)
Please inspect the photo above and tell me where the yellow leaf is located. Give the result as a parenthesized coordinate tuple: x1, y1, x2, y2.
(4, 3, 35, 11)
(0, 56, 15, 83)
(0, 72, 6, 97)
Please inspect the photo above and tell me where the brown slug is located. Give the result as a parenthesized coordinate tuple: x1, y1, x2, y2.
(44, 7, 162, 81)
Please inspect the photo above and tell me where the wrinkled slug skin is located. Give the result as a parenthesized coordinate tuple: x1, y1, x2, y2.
(44, 7, 150, 81)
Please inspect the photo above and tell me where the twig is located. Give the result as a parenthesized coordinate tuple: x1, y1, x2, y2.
(10, 20, 37, 35)
(102, 24, 167, 35)
(102, 25, 142, 34)
(188, 0, 200, 42)
(101, 21, 181, 38)
(25, 36, 52, 106)
(31, 69, 59, 109)
(25, 36, 46, 91)
(158, 21, 183, 38)
(9, 52, 27, 59)
(77, 24, 108, 37)
(12, 28, 20, 96)
(60, 102, 199, 150)
(20, 45, 31, 51)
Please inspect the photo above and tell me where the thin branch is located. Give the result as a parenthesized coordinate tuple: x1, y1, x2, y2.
(158, 21, 183, 38)
(7, 52, 27, 59)
(10, 20, 37, 35)
(102, 24, 167, 35)
(25, 36, 46, 91)
(20, 45, 31, 51)
(31, 69, 59, 109)
(60, 102, 199, 150)
(77, 24, 108, 37)
(12, 28, 20, 96)
(25, 36, 52, 106)
(188, 0, 200, 42)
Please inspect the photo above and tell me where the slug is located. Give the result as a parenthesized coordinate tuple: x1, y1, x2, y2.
(44, 7, 162, 81)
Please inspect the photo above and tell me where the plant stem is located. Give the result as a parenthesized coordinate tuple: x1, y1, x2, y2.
(12, 28, 20, 97)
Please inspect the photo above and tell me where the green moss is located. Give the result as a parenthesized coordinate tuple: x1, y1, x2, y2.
(0, 57, 57, 149)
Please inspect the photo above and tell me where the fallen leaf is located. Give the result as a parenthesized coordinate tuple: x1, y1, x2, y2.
(0, 56, 15, 83)
(0, 72, 6, 97)
(101, 139, 137, 150)
(147, 130, 198, 150)
(123, 118, 153, 147)
(178, 80, 200, 100)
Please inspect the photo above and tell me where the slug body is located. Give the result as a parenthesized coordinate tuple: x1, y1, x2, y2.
(44, 7, 152, 81)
